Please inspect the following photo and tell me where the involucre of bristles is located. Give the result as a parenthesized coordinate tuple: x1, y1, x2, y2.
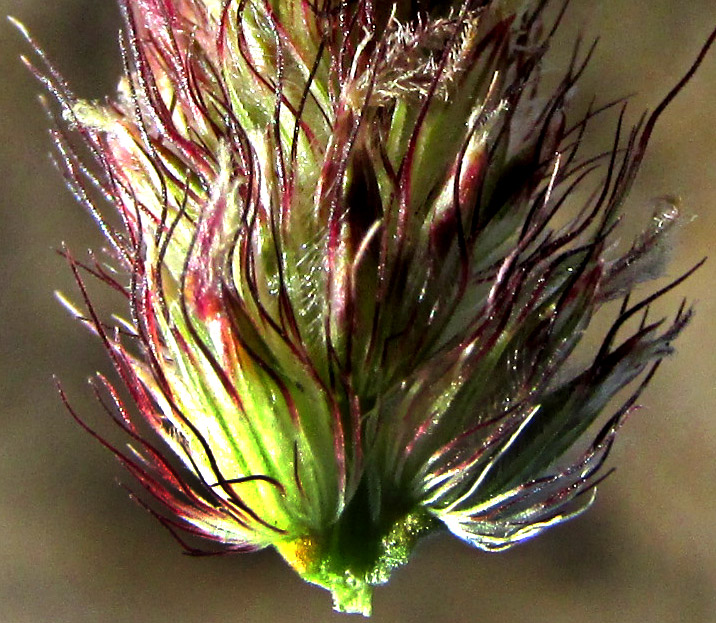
(19, 0, 715, 616)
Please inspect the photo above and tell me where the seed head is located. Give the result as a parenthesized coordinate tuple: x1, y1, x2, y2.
(16, 0, 715, 616)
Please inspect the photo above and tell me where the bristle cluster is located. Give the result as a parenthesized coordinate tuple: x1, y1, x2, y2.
(19, 0, 714, 615)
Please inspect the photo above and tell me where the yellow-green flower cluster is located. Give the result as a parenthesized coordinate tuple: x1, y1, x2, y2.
(21, 0, 714, 615)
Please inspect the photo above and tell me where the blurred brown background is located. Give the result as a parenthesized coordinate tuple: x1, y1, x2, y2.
(1, 1, 715, 622)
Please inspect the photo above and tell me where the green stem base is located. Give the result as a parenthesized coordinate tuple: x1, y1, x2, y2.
(276, 501, 439, 616)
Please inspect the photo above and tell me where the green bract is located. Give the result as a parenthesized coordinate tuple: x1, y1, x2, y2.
(20, 0, 713, 615)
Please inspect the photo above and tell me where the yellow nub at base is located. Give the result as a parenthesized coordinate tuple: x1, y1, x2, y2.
(275, 536, 319, 576)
